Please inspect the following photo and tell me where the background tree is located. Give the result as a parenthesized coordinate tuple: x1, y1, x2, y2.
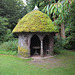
(0, 17, 8, 44)
(26, 0, 57, 12)
(42, 0, 74, 39)
(0, 0, 27, 43)
(63, 2, 75, 49)
(26, 0, 75, 50)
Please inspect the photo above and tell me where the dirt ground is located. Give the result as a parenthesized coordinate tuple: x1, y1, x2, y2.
(29, 55, 65, 69)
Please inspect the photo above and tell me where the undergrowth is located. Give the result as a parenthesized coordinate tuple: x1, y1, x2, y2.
(0, 40, 18, 55)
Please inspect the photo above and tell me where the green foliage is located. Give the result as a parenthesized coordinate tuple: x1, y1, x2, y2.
(26, 0, 45, 12)
(0, 0, 27, 30)
(13, 10, 58, 32)
(41, 0, 74, 50)
(3, 29, 14, 41)
(26, 0, 38, 12)
(0, 40, 18, 52)
(0, 0, 27, 44)
(42, 0, 72, 22)
(0, 17, 14, 43)
(63, 2, 75, 49)
(26, 0, 55, 12)
(0, 17, 9, 43)
(54, 37, 64, 54)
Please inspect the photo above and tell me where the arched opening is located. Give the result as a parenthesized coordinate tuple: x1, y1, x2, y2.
(30, 35, 41, 56)
(43, 35, 49, 56)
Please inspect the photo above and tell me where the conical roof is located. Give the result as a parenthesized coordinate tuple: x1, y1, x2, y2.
(13, 9, 58, 33)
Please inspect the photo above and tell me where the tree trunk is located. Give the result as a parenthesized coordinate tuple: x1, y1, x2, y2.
(61, 23, 66, 39)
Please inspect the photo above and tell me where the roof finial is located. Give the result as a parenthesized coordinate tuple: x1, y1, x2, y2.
(33, 5, 39, 10)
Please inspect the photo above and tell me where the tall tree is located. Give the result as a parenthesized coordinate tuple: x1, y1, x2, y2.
(63, 2, 75, 49)
(0, 0, 27, 30)
(0, 17, 9, 43)
(0, 0, 27, 43)
(26, 0, 55, 12)
(42, 0, 74, 39)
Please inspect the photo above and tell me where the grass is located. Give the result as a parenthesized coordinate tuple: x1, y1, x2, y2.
(0, 50, 17, 55)
(0, 50, 75, 75)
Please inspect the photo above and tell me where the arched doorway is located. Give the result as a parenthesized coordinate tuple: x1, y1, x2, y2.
(43, 35, 49, 56)
(30, 35, 41, 56)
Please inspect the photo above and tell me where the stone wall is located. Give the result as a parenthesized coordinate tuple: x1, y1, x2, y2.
(18, 32, 55, 57)
(18, 33, 29, 57)
(49, 34, 55, 55)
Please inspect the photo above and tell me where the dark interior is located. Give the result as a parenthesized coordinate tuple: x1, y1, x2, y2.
(55, 0, 58, 2)
(43, 35, 49, 56)
(30, 35, 41, 56)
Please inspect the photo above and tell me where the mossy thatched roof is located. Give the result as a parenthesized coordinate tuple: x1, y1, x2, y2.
(13, 10, 58, 33)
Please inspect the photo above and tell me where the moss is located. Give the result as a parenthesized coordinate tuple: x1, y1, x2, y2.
(13, 10, 59, 33)
(18, 46, 28, 57)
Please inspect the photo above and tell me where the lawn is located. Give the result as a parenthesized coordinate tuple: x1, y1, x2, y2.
(0, 50, 75, 75)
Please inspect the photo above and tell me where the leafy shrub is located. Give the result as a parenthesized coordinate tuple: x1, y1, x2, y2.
(0, 40, 18, 52)
(54, 37, 64, 54)
(63, 37, 75, 50)
(3, 29, 15, 41)
(64, 2, 75, 50)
